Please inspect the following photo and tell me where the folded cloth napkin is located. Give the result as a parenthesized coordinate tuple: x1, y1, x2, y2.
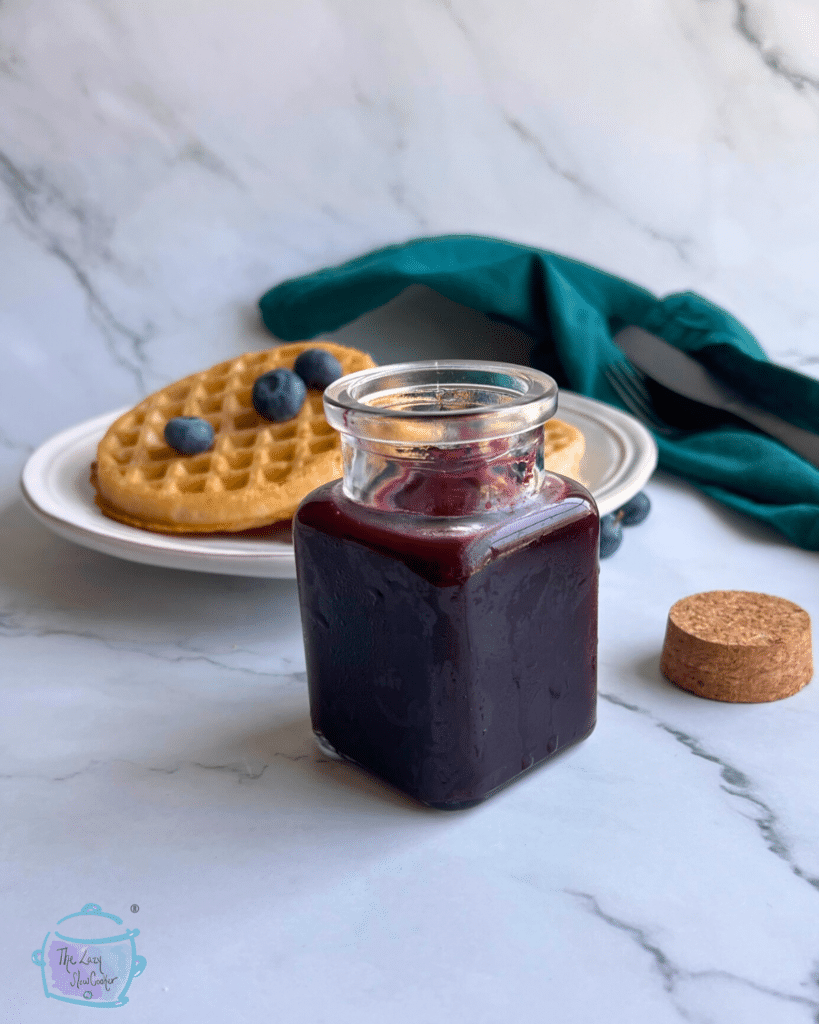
(259, 235, 819, 550)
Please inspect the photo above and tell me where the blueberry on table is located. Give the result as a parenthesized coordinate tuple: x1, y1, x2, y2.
(252, 368, 306, 421)
(618, 491, 651, 526)
(599, 514, 623, 559)
(293, 349, 344, 390)
(164, 416, 215, 455)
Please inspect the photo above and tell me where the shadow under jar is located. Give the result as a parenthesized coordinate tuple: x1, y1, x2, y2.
(293, 360, 599, 809)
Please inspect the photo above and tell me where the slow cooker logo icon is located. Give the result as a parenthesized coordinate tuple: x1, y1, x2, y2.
(31, 903, 146, 1008)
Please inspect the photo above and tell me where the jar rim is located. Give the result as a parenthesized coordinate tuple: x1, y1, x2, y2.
(324, 359, 559, 445)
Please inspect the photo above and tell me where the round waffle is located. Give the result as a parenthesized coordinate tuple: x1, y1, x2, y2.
(92, 342, 377, 533)
(543, 418, 585, 482)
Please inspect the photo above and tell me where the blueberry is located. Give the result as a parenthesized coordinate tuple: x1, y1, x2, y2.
(164, 416, 214, 455)
(252, 368, 306, 421)
(599, 514, 623, 559)
(618, 491, 651, 527)
(293, 348, 344, 390)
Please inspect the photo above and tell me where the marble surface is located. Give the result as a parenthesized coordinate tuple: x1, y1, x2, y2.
(2, 0, 819, 1020)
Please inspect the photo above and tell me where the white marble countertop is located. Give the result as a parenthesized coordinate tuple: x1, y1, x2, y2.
(3, 1, 819, 1021)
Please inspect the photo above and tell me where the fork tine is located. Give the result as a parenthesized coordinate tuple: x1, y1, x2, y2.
(606, 364, 657, 421)
(606, 368, 663, 423)
(604, 363, 671, 433)
(610, 361, 655, 407)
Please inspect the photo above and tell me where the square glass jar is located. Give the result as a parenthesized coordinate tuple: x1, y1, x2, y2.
(294, 361, 598, 808)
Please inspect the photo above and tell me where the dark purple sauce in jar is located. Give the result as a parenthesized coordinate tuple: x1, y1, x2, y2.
(294, 361, 599, 808)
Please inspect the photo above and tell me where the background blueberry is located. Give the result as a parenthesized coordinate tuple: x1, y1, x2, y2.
(252, 368, 306, 421)
(164, 416, 215, 455)
(618, 491, 651, 526)
(293, 348, 343, 390)
(599, 514, 623, 558)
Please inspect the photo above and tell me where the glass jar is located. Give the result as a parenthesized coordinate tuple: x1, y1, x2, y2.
(293, 360, 599, 808)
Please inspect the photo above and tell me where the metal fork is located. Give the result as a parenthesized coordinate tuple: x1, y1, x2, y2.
(604, 361, 682, 437)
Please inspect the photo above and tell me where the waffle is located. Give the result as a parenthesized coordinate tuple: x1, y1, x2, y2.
(543, 418, 585, 482)
(92, 342, 376, 533)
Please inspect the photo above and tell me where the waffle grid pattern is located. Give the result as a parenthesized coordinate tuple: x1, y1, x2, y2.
(542, 419, 585, 481)
(93, 342, 376, 533)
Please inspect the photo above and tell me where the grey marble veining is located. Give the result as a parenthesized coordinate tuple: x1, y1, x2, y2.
(2, 1, 819, 1021)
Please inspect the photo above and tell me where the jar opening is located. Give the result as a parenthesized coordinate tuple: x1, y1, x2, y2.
(324, 360, 558, 445)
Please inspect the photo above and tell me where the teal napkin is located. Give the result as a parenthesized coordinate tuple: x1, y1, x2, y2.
(259, 235, 819, 550)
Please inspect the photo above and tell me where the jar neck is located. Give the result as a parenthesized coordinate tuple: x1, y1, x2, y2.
(341, 426, 548, 516)
(324, 360, 559, 517)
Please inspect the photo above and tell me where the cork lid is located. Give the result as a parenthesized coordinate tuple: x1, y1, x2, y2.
(660, 590, 813, 703)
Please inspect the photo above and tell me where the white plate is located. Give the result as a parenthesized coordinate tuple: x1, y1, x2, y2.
(20, 392, 657, 578)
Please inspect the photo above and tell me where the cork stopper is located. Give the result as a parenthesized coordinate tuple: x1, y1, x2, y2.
(660, 591, 813, 703)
